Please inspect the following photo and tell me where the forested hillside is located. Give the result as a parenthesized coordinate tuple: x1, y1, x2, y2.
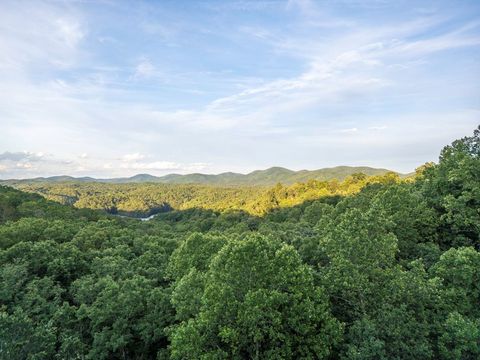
(9, 171, 401, 217)
(0, 127, 479, 359)
(1, 165, 398, 186)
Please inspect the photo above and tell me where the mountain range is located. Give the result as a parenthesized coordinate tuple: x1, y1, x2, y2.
(0, 166, 405, 186)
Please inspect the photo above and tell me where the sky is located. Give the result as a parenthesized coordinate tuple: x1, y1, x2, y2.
(0, 0, 479, 179)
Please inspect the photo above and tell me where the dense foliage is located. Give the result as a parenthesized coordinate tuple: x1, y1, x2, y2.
(0, 127, 479, 359)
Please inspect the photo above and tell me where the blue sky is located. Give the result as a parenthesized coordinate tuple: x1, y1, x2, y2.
(0, 0, 479, 178)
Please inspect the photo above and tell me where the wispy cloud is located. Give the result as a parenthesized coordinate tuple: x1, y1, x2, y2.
(122, 153, 146, 162)
(0, 1, 85, 71)
(133, 57, 156, 79)
(369, 125, 387, 130)
(0, 0, 478, 177)
(340, 128, 358, 133)
(0, 151, 45, 162)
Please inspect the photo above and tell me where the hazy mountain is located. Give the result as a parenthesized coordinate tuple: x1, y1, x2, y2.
(1, 166, 402, 186)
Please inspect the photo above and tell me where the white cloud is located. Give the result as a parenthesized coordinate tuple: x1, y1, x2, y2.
(340, 128, 358, 133)
(55, 18, 85, 49)
(122, 153, 146, 162)
(0, 151, 44, 162)
(0, 2, 85, 70)
(133, 58, 156, 79)
(15, 162, 33, 169)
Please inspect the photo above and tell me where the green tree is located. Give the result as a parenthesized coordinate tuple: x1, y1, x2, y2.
(169, 235, 342, 359)
(421, 126, 480, 248)
(438, 312, 480, 360)
(430, 246, 480, 317)
(316, 206, 398, 322)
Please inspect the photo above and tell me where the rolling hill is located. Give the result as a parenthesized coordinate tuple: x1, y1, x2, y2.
(1, 166, 402, 186)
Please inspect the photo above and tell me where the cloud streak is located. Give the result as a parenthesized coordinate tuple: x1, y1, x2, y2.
(0, 0, 478, 177)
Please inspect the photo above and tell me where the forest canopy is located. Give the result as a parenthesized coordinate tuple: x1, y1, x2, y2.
(0, 126, 479, 359)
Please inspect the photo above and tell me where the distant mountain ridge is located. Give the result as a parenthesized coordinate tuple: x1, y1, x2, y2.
(1, 166, 404, 186)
